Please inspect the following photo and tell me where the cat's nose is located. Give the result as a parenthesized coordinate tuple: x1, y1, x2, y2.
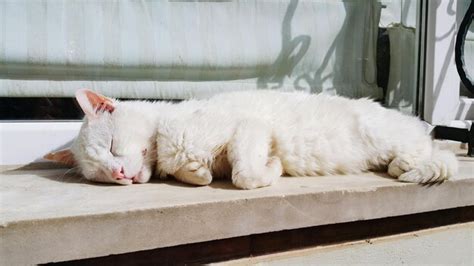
(112, 167, 125, 180)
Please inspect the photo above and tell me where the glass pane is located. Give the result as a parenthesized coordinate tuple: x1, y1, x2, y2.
(379, 0, 421, 114)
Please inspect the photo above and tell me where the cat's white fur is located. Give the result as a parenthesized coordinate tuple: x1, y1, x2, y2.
(65, 90, 458, 189)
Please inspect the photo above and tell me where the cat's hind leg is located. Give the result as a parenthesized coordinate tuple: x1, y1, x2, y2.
(174, 161, 213, 186)
(228, 120, 283, 189)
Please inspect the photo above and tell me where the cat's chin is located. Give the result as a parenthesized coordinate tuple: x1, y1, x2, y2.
(132, 169, 152, 184)
(115, 178, 133, 185)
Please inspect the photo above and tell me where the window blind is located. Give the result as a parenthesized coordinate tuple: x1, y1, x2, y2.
(0, 0, 382, 99)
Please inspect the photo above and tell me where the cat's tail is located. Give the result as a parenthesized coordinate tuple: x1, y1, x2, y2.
(390, 147, 458, 183)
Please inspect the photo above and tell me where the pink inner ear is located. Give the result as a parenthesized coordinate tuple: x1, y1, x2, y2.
(84, 90, 115, 114)
(43, 149, 75, 166)
(75, 89, 115, 117)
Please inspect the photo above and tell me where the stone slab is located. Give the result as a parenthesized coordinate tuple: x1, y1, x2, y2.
(1, 155, 473, 265)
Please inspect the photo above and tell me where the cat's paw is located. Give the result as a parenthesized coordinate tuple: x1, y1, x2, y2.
(388, 157, 413, 177)
(398, 166, 448, 184)
(232, 175, 268, 190)
(267, 156, 283, 176)
(175, 161, 213, 186)
(232, 157, 282, 190)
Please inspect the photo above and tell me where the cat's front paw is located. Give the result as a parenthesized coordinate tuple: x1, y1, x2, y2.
(175, 161, 213, 186)
(232, 175, 269, 190)
(232, 156, 282, 190)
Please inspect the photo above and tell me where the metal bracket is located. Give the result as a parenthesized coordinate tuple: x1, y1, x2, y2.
(434, 125, 474, 156)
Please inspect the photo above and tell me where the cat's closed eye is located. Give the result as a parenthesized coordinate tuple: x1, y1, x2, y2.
(110, 139, 116, 156)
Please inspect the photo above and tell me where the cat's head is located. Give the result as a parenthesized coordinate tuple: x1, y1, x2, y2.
(44, 89, 156, 185)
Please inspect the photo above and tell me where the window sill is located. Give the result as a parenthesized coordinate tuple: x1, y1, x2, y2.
(1, 153, 473, 265)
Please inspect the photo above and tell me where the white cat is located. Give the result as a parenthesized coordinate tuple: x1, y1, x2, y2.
(45, 89, 458, 189)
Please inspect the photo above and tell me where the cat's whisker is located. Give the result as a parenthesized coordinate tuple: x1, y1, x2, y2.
(58, 166, 80, 182)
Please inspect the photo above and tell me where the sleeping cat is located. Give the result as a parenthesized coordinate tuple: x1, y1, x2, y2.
(45, 89, 458, 189)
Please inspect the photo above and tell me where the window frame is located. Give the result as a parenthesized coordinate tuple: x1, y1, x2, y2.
(0, 121, 81, 165)
(422, 0, 473, 128)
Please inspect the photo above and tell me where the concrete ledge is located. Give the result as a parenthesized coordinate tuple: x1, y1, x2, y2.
(1, 156, 473, 265)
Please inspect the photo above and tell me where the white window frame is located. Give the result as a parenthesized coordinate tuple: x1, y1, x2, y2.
(2, 0, 473, 165)
(0, 122, 81, 165)
(422, 0, 473, 128)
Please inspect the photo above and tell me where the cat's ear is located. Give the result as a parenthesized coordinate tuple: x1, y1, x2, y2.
(43, 149, 76, 167)
(75, 89, 115, 118)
